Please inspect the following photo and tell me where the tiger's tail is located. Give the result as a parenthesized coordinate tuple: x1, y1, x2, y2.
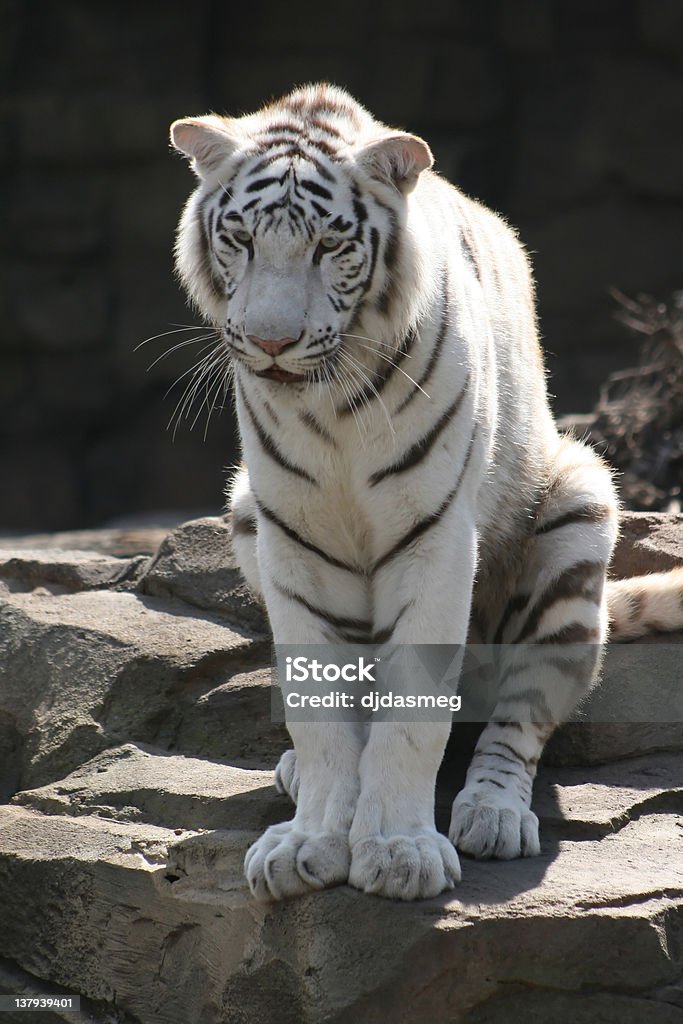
(607, 567, 683, 640)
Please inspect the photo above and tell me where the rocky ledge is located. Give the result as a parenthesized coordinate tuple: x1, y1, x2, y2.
(0, 513, 682, 1024)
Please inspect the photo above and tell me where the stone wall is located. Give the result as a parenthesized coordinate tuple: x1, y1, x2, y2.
(2, 0, 682, 530)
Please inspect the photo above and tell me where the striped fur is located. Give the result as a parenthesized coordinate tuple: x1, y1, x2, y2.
(171, 84, 681, 902)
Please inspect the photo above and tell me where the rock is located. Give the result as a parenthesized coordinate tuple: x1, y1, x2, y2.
(0, 586, 278, 791)
(0, 548, 149, 592)
(612, 511, 683, 577)
(0, 514, 682, 1021)
(13, 743, 287, 833)
(0, 525, 169, 558)
(1, 756, 683, 1023)
(532, 752, 683, 839)
(545, 632, 683, 766)
(139, 516, 267, 634)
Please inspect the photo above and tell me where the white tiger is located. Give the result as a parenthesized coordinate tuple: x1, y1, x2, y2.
(170, 83, 683, 901)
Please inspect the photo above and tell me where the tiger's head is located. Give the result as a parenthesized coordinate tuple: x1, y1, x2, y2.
(171, 84, 433, 386)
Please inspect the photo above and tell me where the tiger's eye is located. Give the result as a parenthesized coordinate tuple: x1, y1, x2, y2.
(319, 235, 341, 250)
(234, 229, 252, 244)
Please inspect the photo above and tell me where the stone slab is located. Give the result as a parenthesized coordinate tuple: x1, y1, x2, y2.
(612, 512, 683, 578)
(0, 800, 681, 1024)
(13, 743, 287, 832)
(0, 547, 149, 592)
(0, 589, 277, 791)
(138, 516, 267, 634)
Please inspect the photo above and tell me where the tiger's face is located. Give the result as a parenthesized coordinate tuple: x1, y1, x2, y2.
(205, 153, 378, 384)
(171, 85, 433, 388)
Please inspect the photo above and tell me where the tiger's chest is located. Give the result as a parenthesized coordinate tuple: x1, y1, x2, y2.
(237, 381, 467, 569)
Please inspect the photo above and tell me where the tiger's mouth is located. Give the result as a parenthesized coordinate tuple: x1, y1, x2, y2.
(255, 366, 307, 383)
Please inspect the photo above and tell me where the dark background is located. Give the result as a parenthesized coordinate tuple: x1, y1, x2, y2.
(2, 0, 682, 531)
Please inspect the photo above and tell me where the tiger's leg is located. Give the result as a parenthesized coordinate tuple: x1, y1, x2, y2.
(242, 510, 369, 901)
(346, 508, 478, 900)
(230, 466, 304, 807)
(450, 440, 618, 859)
(228, 464, 262, 599)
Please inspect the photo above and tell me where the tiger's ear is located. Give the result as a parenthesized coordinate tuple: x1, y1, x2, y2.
(170, 116, 240, 178)
(356, 133, 433, 194)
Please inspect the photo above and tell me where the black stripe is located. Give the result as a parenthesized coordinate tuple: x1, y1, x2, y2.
(261, 399, 280, 426)
(493, 592, 531, 645)
(298, 410, 338, 447)
(197, 202, 224, 298)
(217, 232, 241, 252)
(306, 137, 340, 158)
(256, 121, 302, 137)
(371, 602, 412, 644)
(275, 583, 372, 636)
(330, 215, 353, 232)
(355, 226, 379, 302)
(374, 210, 401, 316)
(245, 176, 282, 193)
(232, 514, 257, 537)
(483, 748, 524, 767)
(309, 116, 342, 138)
(383, 212, 400, 272)
(255, 498, 359, 574)
(248, 153, 284, 175)
(475, 777, 505, 789)
(489, 739, 528, 763)
(460, 219, 482, 281)
(369, 372, 470, 486)
(473, 763, 523, 779)
(339, 325, 417, 417)
(395, 274, 450, 415)
(352, 197, 368, 224)
(535, 505, 612, 536)
(373, 429, 477, 573)
(309, 155, 336, 182)
(514, 560, 605, 644)
(300, 179, 333, 200)
(241, 392, 317, 485)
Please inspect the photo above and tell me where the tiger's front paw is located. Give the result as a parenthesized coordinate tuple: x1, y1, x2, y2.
(449, 788, 541, 860)
(244, 821, 350, 901)
(349, 831, 461, 900)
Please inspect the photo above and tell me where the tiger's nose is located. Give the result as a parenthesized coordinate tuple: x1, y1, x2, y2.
(246, 334, 300, 357)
